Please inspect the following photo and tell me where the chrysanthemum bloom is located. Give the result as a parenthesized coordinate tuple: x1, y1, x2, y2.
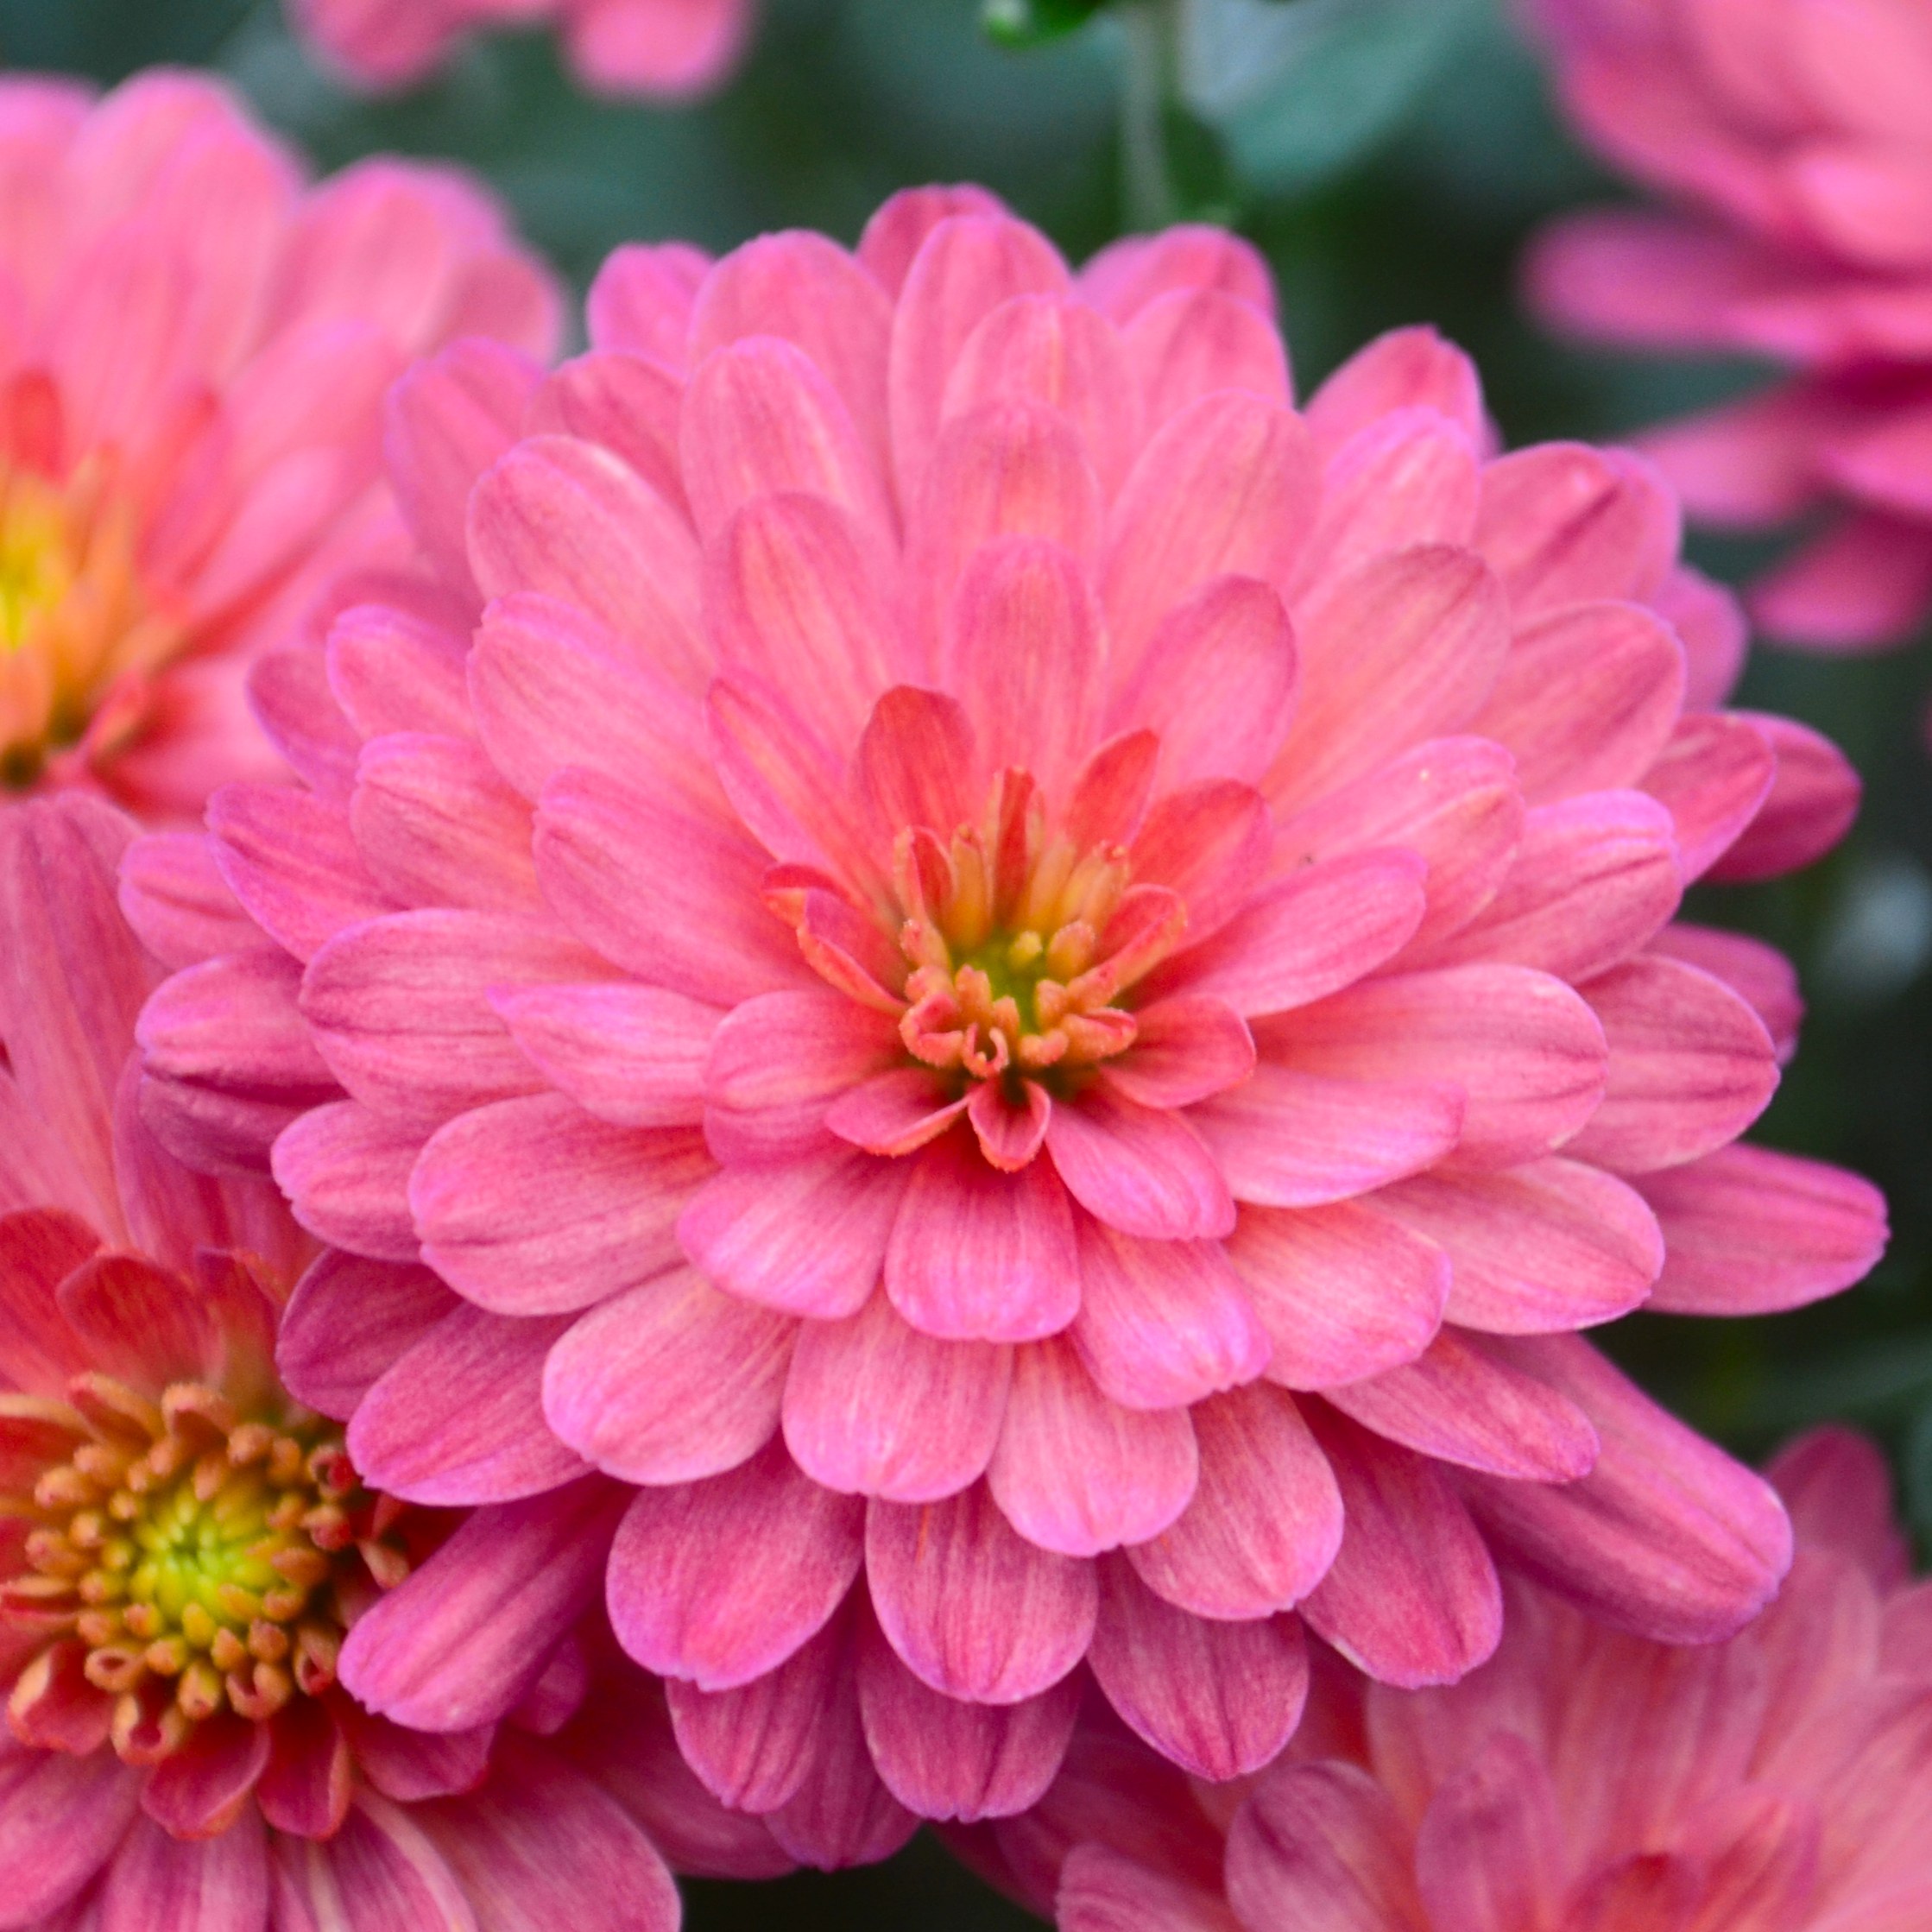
(2, 795, 789, 1926)
(1525, 0, 1932, 651)
(0, 67, 558, 821)
(1008, 1428, 1932, 1932)
(288, 0, 755, 98)
(133, 187, 1885, 1846)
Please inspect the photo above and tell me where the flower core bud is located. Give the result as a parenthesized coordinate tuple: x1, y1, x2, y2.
(0, 446, 182, 789)
(887, 768, 1184, 1083)
(3, 1373, 403, 1765)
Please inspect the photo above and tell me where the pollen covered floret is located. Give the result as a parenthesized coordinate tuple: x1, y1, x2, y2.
(12, 1372, 395, 1759)
(132, 186, 1886, 1852)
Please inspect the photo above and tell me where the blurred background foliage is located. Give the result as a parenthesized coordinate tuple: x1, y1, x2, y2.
(6, 0, 1931, 1921)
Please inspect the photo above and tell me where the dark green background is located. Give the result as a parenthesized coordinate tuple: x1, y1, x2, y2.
(13, 1, 1929, 1922)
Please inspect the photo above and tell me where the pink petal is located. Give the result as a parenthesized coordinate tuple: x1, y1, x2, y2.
(1089, 1556, 1309, 1780)
(967, 1078, 1053, 1172)
(856, 1610, 1081, 1822)
(1655, 564, 1747, 710)
(276, 1251, 457, 1422)
(886, 1130, 1080, 1342)
(866, 1482, 1096, 1702)
(300, 910, 605, 1130)
(267, 1791, 473, 1929)
(1191, 1063, 1463, 1209)
(412, 1094, 709, 1315)
(349, 732, 540, 913)
(1751, 507, 1932, 650)
(324, 596, 474, 744)
(1225, 1760, 1430, 1932)
(1414, 791, 1681, 981)
(339, 1476, 627, 1730)
(1080, 224, 1275, 324)
(56, 1250, 218, 1390)
(1268, 545, 1510, 811)
(704, 989, 901, 1163)
(1458, 1334, 1793, 1643)
(248, 645, 360, 800)
(1471, 601, 1687, 806)
(1159, 849, 1428, 1020)
(409, 1734, 680, 1932)
(526, 348, 688, 519)
(206, 781, 393, 964)
(1226, 1199, 1450, 1391)
(1703, 712, 1860, 884)
(1566, 956, 1778, 1173)
(1045, 1084, 1234, 1241)
(1122, 287, 1291, 431)
(681, 1145, 908, 1321)
(831, 1070, 974, 1159)
(1272, 736, 1525, 955)
(688, 229, 893, 475)
(534, 765, 800, 1005)
(947, 535, 1108, 799)
(349, 1302, 588, 1506)
(1128, 780, 1272, 942)
(101, 1809, 268, 1932)
(1126, 1383, 1342, 1619)
(1087, 995, 1252, 1114)
(888, 212, 1070, 506)
(1322, 1327, 1601, 1481)
(667, 1613, 844, 1815)
(336, 1707, 490, 1803)
(467, 432, 706, 691)
(1373, 1158, 1663, 1335)
(782, 1288, 1013, 1502)
(1638, 1143, 1887, 1315)
(491, 981, 718, 1128)
(1474, 443, 1677, 617)
(1299, 1405, 1503, 1688)
(117, 830, 257, 971)
(1058, 1844, 1244, 1932)
(138, 948, 334, 1108)
(541, 1266, 793, 1483)
(1102, 392, 1317, 691)
(1072, 1216, 1271, 1411)
(609, 1440, 863, 1690)
(1267, 964, 1609, 1170)
(944, 292, 1143, 500)
(1411, 1733, 1565, 1932)
(1108, 574, 1297, 792)
(710, 489, 902, 753)
(857, 186, 1007, 299)
(0, 1740, 139, 1923)
(1639, 711, 1777, 883)
(468, 590, 717, 811)
(987, 1335, 1198, 1557)
(1646, 924, 1802, 1063)
(857, 685, 979, 845)
(271, 1098, 421, 1261)
(1304, 325, 1484, 459)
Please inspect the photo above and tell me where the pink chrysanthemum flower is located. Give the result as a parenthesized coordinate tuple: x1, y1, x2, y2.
(1, 796, 789, 1927)
(0, 67, 558, 820)
(289, 0, 755, 99)
(1010, 1428, 1932, 1932)
(1525, 0, 1932, 651)
(134, 187, 1885, 1846)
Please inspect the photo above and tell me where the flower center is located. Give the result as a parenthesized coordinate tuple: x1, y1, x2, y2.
(3, 1373, 406, 1765)
(890, 769, 1185, 1083)
(0, 456, 180, 789)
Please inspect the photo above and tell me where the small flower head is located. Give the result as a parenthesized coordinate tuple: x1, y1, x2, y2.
(2, 795, 777, 1926)
(1027, 1430, 1932, 1932)
(1525, 0, 1932, 653)
(134, 187, 1884, 1851)
(0, 68, 558, 819)
(290, 0, 756, 99)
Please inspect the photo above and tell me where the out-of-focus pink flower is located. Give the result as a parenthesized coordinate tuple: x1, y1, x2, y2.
(132, 186, 1885, 1850)
(0, 795, 787, 1927)
(290, 0, 756, 98)
(1010, 1427, 1932, 1932)
(0, 68, 558, 824)
(1525, 0, 1932, 652)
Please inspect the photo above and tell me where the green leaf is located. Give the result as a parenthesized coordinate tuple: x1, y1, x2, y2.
(1188, 0, 1482, 199)
(980, 0, 1111, 51)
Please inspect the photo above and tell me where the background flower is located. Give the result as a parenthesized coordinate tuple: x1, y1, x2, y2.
(1525, 0, 1932, 654)
(287, 0, 756, 98)
(1003, 1428, 1932, 1932)
(0, 67, 557, 822)
(128, 188, 1883, 1850)
(0, 793, 787, 1928)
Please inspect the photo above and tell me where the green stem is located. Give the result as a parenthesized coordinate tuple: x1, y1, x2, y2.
(1119, 0, 1184, 230)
